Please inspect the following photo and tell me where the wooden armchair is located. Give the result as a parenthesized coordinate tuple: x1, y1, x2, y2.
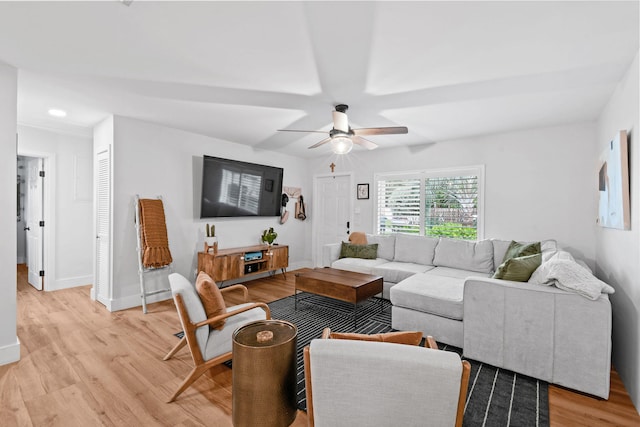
(164, 273, 271, 402)
(304, 329, 471, 427)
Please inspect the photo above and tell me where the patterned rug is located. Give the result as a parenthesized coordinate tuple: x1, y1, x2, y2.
(268, 293, 549, 427)
(176, 293, 550, 426)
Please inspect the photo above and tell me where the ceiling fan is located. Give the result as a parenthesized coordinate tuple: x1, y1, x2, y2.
(278, 104, 408, 154)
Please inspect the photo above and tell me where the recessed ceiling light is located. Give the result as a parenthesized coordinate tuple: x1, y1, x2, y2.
(48, 109, 67, 118)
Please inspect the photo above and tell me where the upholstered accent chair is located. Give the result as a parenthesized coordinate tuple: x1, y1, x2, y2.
(304, 335, 470, 427)
(164, 273, 271, 402)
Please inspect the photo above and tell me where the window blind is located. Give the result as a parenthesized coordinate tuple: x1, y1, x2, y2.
(375, 168, 482, 240)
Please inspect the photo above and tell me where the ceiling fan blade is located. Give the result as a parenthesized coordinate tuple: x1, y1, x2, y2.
(308, 137, 332, 149)
(352, 136, 378, 150)
(332, 111, 349, 133)
(277, 129, 329, 133)
(353, 126, 408, 136)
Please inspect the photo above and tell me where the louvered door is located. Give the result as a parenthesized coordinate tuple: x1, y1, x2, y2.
(94, 148, 111, 305)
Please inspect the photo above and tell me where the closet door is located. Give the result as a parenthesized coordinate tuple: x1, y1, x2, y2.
(94, 148, 111, 305)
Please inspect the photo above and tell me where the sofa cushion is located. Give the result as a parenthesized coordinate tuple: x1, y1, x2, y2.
(394, 234, 439, 265)
(371, 262, 435, 284)
(340, 242, 378, 259)
(367, 234, 396, 260)
(331, 258, 388, 275)
(433, 238, 494, 273)
(424, 266, 491, 279)
(493, 253, 542, 282)
(390, 273, 464, 320)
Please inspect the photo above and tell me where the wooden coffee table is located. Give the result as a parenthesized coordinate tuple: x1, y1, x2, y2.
(294, 268, 383, 327)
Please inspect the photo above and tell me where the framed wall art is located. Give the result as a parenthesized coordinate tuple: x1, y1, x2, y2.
(598, 130, 630, 230)
(357, 183, 369, 200)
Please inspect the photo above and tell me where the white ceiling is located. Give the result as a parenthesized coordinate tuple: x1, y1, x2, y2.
(0, 1, 637, 157)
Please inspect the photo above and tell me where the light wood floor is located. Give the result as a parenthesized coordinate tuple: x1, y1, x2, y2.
(3, 265, 639, 426)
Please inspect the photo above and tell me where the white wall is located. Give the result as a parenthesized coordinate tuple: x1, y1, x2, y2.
(17, 125, 94, 290)
(0, 62, 19, 365)
(101, 115, 312, 310)
(309, 122, 598, 266)
(596, 51, 640, 413)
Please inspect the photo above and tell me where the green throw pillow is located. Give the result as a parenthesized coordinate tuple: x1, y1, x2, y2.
(502, 240, 541, 263)
(493, 253, 542, 282)
(339, 242, 379, 260)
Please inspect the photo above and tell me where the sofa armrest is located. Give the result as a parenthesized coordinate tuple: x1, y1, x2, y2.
(322, 243, 342, 267)
(463, 276, 611, 398)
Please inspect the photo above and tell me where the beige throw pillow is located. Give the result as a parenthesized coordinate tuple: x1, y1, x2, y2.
(195, 271, 226, 330)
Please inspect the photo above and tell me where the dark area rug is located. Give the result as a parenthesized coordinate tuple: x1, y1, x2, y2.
(176, 293, 549, 426)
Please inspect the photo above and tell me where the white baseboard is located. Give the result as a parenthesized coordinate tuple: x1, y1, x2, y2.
(289, 260, 313, 270)
(108, 289, 173, 312)
(49, 275, 93, 291)
(0, 337, 21, 366)
(104, 260, 314, 312)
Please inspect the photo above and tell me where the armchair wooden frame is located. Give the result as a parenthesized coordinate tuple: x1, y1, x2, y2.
(164, 284, 271, 402)
(319, 327, 439, 349)
(304, 328, 471, 427)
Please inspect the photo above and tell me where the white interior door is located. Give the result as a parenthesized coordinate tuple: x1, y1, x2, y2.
(314, 174, 352, 266)
(94, 149, 111, 304)
(25, 157, 44, 290)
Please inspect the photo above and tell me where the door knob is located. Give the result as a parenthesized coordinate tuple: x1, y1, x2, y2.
(24, 227, 30, 231)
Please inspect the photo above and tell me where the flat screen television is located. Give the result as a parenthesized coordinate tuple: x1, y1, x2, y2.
(200, 155, 283, 218)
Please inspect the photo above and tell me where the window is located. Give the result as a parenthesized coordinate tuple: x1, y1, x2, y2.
(375, 166, 484, 240)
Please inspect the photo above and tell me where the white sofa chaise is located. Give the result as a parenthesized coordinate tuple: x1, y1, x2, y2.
(322, 234, 613, 399)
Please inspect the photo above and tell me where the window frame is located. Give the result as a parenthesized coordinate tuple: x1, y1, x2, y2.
(374, 165, 485, 240)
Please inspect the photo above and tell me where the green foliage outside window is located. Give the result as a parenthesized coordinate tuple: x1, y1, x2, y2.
(426, 222, 477, 240)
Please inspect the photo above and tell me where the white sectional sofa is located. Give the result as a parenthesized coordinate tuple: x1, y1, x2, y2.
(322, 234, 613, 399)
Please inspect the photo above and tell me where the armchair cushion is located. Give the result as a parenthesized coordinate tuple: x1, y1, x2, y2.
(169, 273, 209, 356)
(203, 303, 268, 360)
(308, 339, 463, 426)
(195, 272, 226, 330)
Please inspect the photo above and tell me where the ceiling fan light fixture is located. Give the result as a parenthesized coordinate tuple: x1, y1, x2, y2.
(331, 136, 353, 154)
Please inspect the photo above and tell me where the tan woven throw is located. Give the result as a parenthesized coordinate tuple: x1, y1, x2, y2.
(139, 199, 173, 268)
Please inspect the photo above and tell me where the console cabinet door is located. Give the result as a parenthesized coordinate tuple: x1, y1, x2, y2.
(198, 253, 228, 282)
(269, 246, 289, 270)
(228, 253, 244, 278)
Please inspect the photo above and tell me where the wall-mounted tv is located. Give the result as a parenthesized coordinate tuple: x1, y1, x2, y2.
(200, 155, 283, 218)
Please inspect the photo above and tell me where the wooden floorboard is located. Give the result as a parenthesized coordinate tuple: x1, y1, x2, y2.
(3, 264, 638, 426)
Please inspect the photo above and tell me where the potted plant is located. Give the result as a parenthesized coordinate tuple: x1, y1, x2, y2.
(261, 227, 278, 246)
(205, 223, 218, 253)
